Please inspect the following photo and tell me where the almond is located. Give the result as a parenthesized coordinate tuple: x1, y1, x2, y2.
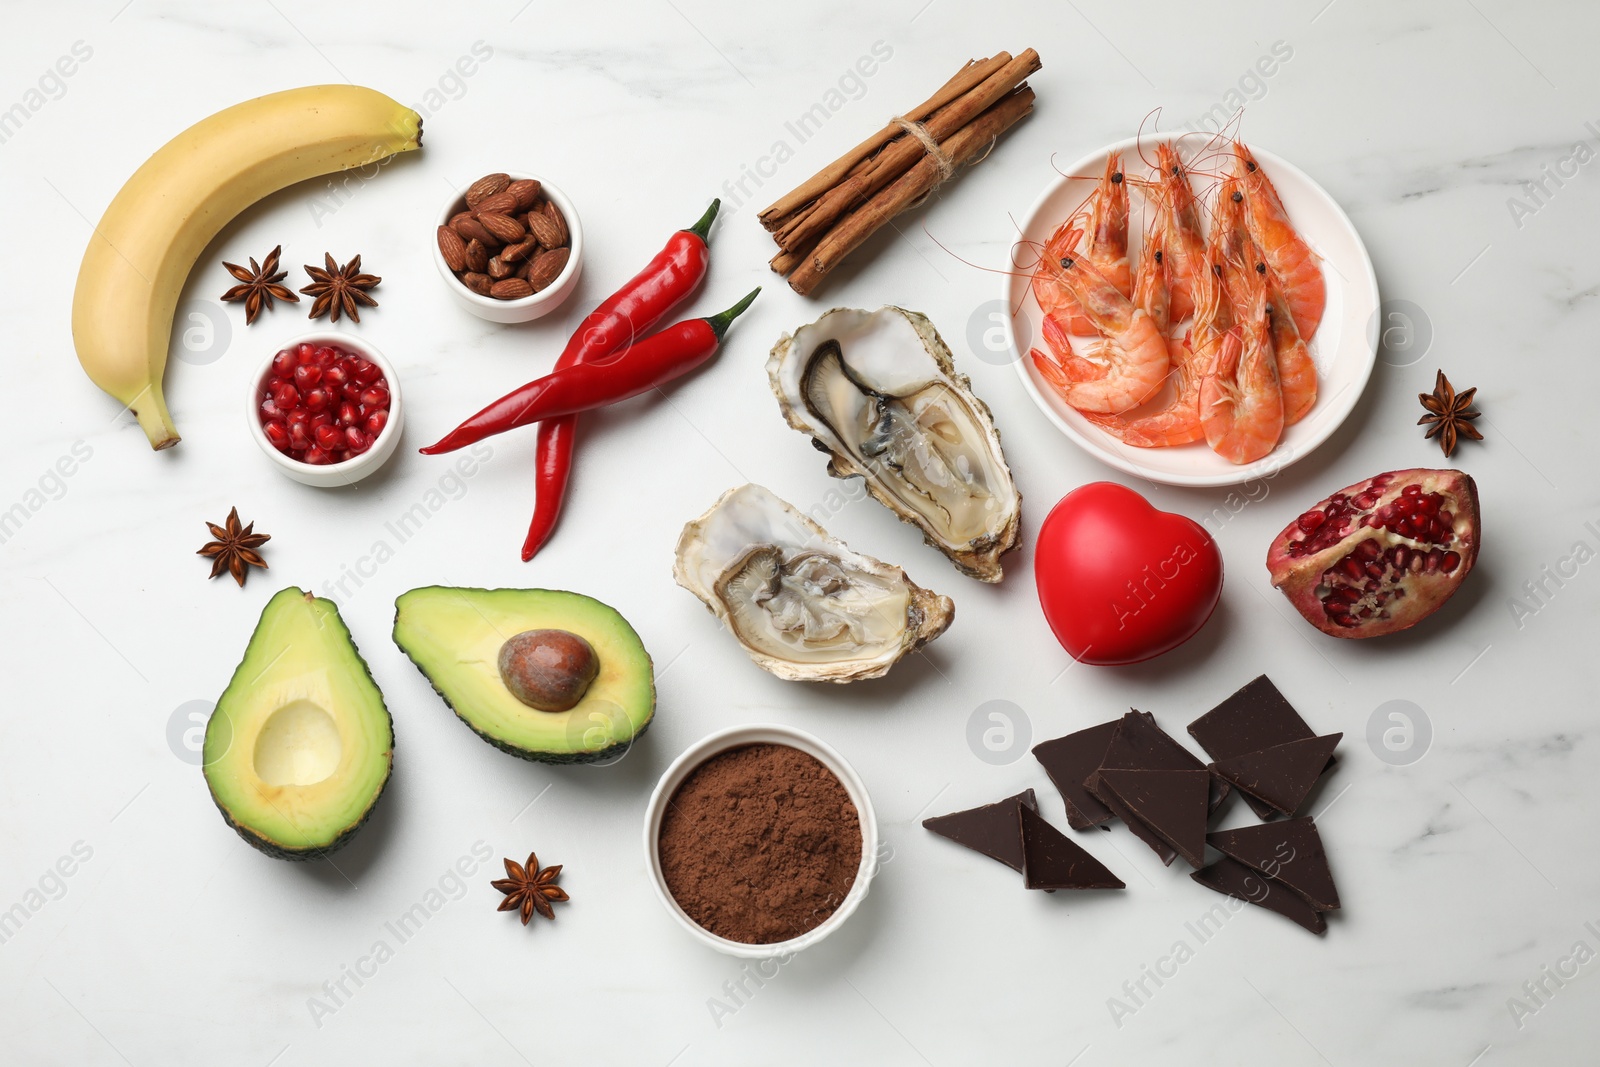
(454, 216, 499, 248)
(526, 210, 564, 250)
(464, 238, 489, 274)
(490, 278, 535, 300)
(473, 191, 518, 216)
(507, 179, 542, 211)
(461, 272, 494, 296)
(478, 212, 526, 244)
(487, 256, 514, 280)
(436, 226, 467, 272)
(501, 237, 539, 264)
(541, 200, 569, 246)
(526, 247, 570, 292)
(449, 211, 475, 230)
(465, 172, 510, 209)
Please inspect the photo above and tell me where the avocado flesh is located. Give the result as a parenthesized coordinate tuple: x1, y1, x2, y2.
(204, 588, 394, 859)
(392, 587, 654, 764)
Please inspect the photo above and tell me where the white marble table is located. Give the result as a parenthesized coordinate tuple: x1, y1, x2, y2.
(5, 1, 1599, 1063)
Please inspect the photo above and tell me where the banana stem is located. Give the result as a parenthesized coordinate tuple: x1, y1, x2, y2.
(131, 386, 180, 449)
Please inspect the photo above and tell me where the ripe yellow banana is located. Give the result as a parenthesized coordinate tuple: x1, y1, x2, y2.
(72, 85, 422, 450)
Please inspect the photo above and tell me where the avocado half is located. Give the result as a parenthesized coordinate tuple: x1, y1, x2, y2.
(203, 588, 395, 860)
(392, 587, 655, 764)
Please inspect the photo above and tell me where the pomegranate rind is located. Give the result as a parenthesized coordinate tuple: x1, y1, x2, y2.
(1266, 468, 1479, 639)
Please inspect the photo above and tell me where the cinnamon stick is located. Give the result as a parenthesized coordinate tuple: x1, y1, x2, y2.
(770, 49, 1040, 254)
(758, 54, 1009, 229)
(787, 86, 1035, 296)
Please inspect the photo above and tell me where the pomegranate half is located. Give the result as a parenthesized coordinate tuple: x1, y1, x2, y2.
(1267, 468, 1480, 639)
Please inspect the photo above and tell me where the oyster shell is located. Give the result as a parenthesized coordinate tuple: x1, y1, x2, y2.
(673, 483, 954, 683)
(768, 306, 1022, 582)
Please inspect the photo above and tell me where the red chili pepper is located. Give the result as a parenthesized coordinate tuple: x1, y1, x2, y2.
(421, 289, 760, 455)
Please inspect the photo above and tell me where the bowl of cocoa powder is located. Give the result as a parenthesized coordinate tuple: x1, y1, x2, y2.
(644, 724, 878, 957)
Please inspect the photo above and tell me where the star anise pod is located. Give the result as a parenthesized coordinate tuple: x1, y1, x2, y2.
(491, 852, 569, 925)
(301, 253, 381, 323)
(1417, 369, 1483, 458)
(197, 507, 271, 587)
(220, 245, 299, 325)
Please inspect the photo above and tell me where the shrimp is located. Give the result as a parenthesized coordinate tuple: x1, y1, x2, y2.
(1234, 142, 1325, 341)
(1029, 228, 1168, 414)
(1215, 168, 1317, 425)
(1081, 203, 1207, 448)
(1032, 154, 1130, 337)
(1154, 141, 1207, 324)
(1200, 262, 1283, 464)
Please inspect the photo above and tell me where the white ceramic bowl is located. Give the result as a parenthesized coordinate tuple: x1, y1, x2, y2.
(1004, 133, 1380, 488)
(432, 171, 583, 323)
(643, 723, 879, 958)
(247, 331, 405, 487)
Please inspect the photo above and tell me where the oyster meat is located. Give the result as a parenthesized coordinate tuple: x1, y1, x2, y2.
(768, 306, 1022, 582)
(673, 483, 954, 683)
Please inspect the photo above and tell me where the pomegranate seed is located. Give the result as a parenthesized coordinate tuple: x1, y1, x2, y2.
(310, 411, 334, 430)
(1297, 511, 1324, 532)
(289, 424, 312, 451)
(360, 385, 389, 408)
(324, 364, 349, 389)
(303, 446, 331, 465)
(1441, 551, 1461, 572)
(338, 402, 360, 426)
(345, 426, 370, 451)
(271, 349, 296, 378)
(263, 419, 289, 449)
(1438, 510, 1453, 527)
(365, 409, 388, 437)
(315, 346, 337, 366)
(294, 364, 323, 389)
(1353, 492, 1377, 508)
(315, 424, 344, 451)
(342, 381, 364, 402)
(304, 387, 331, 411)
(296, 343, 317, 363)
(260, 396, 280, 419)
(351, 359, 381, 384)
(272, 382, 299, 409)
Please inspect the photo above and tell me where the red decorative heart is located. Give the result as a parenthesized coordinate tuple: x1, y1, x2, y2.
(1035, 483, 1223, 665)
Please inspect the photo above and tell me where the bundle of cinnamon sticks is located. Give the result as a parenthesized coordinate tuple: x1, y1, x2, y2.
(759, 50, 1040, 296)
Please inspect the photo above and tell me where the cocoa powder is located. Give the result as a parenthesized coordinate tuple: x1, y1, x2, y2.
(658, 743, 862, 944)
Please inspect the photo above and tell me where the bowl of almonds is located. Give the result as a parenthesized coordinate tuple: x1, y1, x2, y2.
(433, 171, 582, 323)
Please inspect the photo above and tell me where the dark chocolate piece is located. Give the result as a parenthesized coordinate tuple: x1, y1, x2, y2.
(1187, 676, 1331, 819)
(1032, 721, 1119, 829)
(1018, 804, 1124, 891)
(1095, 768, 1210, 869)
(923, 789, 1038, 872)
(1208, 817, 1340, 911)
(1191, 856, 1327, 935)
(1086, 710, 1229, 814)
(1209, 733, 1342, 818)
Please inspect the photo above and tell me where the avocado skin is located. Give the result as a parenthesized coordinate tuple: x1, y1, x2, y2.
(391, 586, 655, 765)
(208, 588, 395, 861)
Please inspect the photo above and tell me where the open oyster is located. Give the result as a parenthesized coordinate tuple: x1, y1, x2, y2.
(673, 483, 953, 683)
(768, 306, 1022, 583)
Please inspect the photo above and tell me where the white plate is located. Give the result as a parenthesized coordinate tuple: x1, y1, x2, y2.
(1003, 133, 1379, 488)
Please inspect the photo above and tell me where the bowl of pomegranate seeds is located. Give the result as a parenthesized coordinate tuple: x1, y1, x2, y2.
(250, 332, 403, 486)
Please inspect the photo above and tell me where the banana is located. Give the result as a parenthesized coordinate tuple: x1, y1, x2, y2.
(72, 85, 422, 450)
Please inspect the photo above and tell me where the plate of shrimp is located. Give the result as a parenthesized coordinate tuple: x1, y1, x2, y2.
(1005, 133, 1379, 487)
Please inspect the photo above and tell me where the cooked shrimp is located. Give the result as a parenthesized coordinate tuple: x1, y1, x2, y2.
(1030, 233, 1168, 414)
(1032, 155, 1131, 337)
(1154, 142, 1207, 324)
(1031, 220, 1083, 344)
(1200, 264, 1283, 464)
(1234, 142, 1325, 341)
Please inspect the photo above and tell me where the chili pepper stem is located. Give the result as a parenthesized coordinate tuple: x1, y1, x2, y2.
(705, 287, 761, 341)
(688, 199, 721, 241)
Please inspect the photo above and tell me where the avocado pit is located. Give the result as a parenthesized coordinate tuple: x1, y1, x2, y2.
(498, 629, 600, 712)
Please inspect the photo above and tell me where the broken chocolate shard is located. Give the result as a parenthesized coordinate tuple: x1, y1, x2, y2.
(1208, 817, 1340, 911)
(1033, 720, 1119, 830)
(1187, 675, 1332, 819)
(1208, 733, 1343, 818)
(1191, 856, 1327, 935)
(923, 789, 1038, 873)
(1018, 803, 1125, 891)
(1095, 768, 1211, 869)
(1086, 710, 1229, 814)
